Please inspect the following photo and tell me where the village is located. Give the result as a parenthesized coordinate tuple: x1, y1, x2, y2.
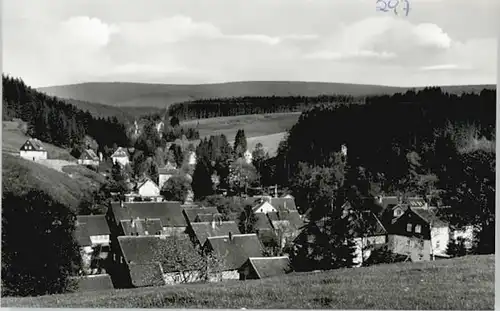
(18, 132, 476, 292)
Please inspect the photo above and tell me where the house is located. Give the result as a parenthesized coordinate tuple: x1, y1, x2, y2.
(188, 219, 241, 246)
(111, 147, 130, 166)
(124, 178, 163, 202)
(78, 149, 100, 166)
(187, 151, 197, 165)
(384, 204, 449, 261)
(158, 162, 178, 189)
(19, 138, 48, 161)
(239, 256, 293, 280)
(112, 235, 203, 288)
(349, 212, 388, 266)
(74, 215, 112, 275)
(202, 233, 264, 281)
(107, 201, 187, 238)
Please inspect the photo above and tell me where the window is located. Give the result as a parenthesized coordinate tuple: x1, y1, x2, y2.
(436, 240, 440, 248)
(145, 231, 149, 235)
(394, 209, 402, 217)
(415, 225, 422, 233)
(418, 254, 423, 261)
(407, 223, 412, 232)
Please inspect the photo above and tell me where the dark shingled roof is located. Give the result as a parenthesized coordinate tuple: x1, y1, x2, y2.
(120, 218, 163, 236)
(77, 215, 110, 236)
(20, 138, 45, 151)
(190, 221, 240, 245)
(255, 213, 273, 231)
(245, 256, 293, 279)
(267, 211, 304, 230)
(74, 224, 92, 247)
(80, 149, 99, 161)
(194, 213, 223, 223)
(118, 235, 196, 264)
(70, 275, 114, 292)
(182, 206, 219, 223)
(128, 263, 165, 287)
(269, 197, 298, 212)
(412, 208, 448, 227)
(204, 234, 263, 271)
(110, 201, 186, 227)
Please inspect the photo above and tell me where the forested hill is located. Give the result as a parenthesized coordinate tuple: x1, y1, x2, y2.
(2, 75, 129, 153)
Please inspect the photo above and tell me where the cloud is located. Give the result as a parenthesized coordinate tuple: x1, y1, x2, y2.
(419, 64, 471, 71)
(58, 16, 119, 48)
(305, 50, 396, 60)
(305, 16, 454, 63)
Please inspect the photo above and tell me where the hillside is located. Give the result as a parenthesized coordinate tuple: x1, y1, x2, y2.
(2, 255, 494, 309)
(2, 153, 106, 211)
(62, 98, 162, 122)
(37, 81, 496, 110)
(2, 120, 75, 160)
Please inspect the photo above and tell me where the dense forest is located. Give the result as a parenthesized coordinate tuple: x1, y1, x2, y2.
(167, 95, 360, 120)
(2, 75, 130, 153)
(272, 87, 496, 266)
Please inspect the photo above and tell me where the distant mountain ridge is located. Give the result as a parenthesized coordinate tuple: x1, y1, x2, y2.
(38, 81, 496, 110)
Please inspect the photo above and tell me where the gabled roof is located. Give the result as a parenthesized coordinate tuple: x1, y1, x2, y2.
(190, 221, 240, 245)
(110, 201, 187, 228)
(411, 208, 448, 227)
(254, 213, 273, 231)
(267, 211, 304, 230)
(111, 147, 129, 158)
(407, 197, 428, 208)
(245, 256, 293, 279)
(252, 201, 277, 213)
(80, 149, 99, 161)
(20, 138, 45, 151)
(76, 215, 110, 236)
(204, 234, 263, 271)
(182, 206, 219, 223)
(120, 218, 163, 236)
(136, 178, 159, 190)
(269, 197, 298, 212)
(350, 212, 388, 238)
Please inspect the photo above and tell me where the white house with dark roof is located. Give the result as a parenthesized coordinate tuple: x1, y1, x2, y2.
(202, 233, 264, 282)
(19, 138, 48, 161)
(111, 147, 130, 166)
(78, 149, 100, 166)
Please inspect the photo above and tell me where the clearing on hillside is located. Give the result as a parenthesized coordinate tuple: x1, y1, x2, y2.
(1, 255, 494, 309)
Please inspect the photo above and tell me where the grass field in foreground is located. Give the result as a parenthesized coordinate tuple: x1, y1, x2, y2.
(2, 255, 494, 309)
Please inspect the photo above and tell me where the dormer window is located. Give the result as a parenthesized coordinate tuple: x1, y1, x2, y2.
(394, 209, 402, 217)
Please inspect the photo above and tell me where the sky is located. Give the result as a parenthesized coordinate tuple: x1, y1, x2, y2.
(2, 0, 498, 88)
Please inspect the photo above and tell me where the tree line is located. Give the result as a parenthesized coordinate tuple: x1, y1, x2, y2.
(2, 75, 129, 154)
(273, 87, 495, 270)
(166, 95, 359, 120)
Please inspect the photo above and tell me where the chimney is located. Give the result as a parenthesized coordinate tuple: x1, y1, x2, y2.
(228, 231, 233, 241)
(120, 200, 124, 208)
(211, 219, 216, 229)
(99, 152, 103, 162)
(274, 185, 278, 198)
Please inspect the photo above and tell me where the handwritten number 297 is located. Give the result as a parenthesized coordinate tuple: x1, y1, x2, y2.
(376, 0, 410, 16)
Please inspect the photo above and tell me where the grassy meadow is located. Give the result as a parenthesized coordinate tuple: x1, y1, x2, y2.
(2, 255, 494, 309)
(2, 120, 75, 161)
